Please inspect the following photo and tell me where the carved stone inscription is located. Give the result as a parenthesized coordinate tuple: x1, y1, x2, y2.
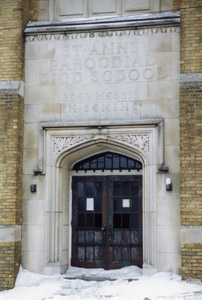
(28, 30, 178, 121)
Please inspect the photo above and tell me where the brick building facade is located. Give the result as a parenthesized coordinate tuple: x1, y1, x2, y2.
(0, 0, 201, 290)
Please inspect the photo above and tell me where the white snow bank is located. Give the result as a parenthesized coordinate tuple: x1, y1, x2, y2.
(0, 266, 202, 300)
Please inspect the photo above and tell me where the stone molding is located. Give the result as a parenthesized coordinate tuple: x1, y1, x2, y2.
(25, 26, 180, 41)
(0, 81, 24, 97)
(25, 12, 180, 35)
(180, 73, 202, 87)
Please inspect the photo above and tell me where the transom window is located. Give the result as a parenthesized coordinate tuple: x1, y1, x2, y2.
(73, 152, 142, 172)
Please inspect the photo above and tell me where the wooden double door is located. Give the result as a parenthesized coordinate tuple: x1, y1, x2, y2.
(71, 175, 142, 269)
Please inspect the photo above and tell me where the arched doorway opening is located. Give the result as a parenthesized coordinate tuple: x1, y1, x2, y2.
(44, 125, 160, 275)
(70, 151, 143, 269)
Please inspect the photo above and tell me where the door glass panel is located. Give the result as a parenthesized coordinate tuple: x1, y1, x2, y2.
(95, 231, 103, 244)
(86, 247, 94, 261)
(123, 247, 130, 261)
(95, 213, 102, 227)
(90, 159, 97, 169)
(95, 182, 102, 196)
(131, 182, 138, 196)
(86, 182, 94, 197)
(95, 246, 103, 260)
(78, 214, 85, 227)
(78, 182, 84, 197)
(114, 230, 121, 244)
(78, 197, 85, 212)
(83, 162, 89, 169)
(78, 247, 85, 261)
(114, 247, 121, 261)
(128, 159, 135, 169)
(131, 231, 139, 244)
(86, 230, 94, 243)
(98, 156, 104, 169)
(122, 182, 129, 197)
(78, 230, 85, 243)
(95, 197, 102, 212)
(86, 213, 94, 227)
(131, 247, 139, 260)
(120, 156, 127, 169)
(113, 197, 121, 212)
(131, 214, 138, 228)
(105, 154, 112, 169)
(113, 182, 121, 196)
(131, 197, 138, 212)
(114, 214, 121, 228)
(113, 154, 119, 169)
(122, 214, 130, 229)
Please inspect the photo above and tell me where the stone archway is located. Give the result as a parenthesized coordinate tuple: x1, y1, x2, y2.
(42, 125, 162, 275)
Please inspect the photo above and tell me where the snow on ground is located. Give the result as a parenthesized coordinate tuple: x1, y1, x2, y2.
(1, 266, 202, 300)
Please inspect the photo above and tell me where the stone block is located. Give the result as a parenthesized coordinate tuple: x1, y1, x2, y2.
(24, 123, 38, 149)
(91, 0, 117, 14)
(123, 0, 150, 12)
(21, 250, 44, 274)
(164, 118, 179, 146)
(158, 252, 181, 274)
(22, 200, 44, 226)
(22, 225, 44, 251)
(158, 225, 180, 253)
(24, 104, 61, 123)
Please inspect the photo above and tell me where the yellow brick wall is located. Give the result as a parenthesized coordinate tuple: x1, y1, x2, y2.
(172, 0, 180, 11)
(180, 0, 202, 74)
(0, 242, 21, 290)
(179, 0, 202, 280)
(0, 0, 39, 290)
(0, 94, 23, 225)
(180, 86, 202, 226)
(181, 244, 202, 280)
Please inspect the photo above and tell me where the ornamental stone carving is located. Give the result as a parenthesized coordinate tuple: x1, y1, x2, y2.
(110, 134, 150, 153)
(53, 136, 92, 157)
(52, 133, 150, 158)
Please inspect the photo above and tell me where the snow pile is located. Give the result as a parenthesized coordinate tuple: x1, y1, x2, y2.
(65, 265, 142, 280)
(0, 266, 202, 300)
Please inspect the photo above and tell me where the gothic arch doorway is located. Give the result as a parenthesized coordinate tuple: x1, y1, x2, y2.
(71, 152, 143, 269)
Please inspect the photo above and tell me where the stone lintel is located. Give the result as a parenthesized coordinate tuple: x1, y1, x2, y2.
(0, 81, 24, 97)
(38, 119, 163, 129)
(0, 226, 21, 243)
(180, 73, 202, 87)
(25, 12, 180, 34)
(181, 226, 202, 244)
